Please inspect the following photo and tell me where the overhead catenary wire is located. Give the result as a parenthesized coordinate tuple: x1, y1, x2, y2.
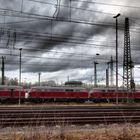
(0, 0, 140, 83)
(0, 31, 139, 51)
(1, 0, 140, 28)
(1, 8, 140, 37)
(71, 0, 140, 9)
(22, 0, 140, 17)
(15, 0, 140, 23)
(0, 11, 119, 28)
(0, 52, 109, 62)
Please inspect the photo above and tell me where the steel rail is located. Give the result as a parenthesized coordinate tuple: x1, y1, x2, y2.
(0, 106, 140, 127)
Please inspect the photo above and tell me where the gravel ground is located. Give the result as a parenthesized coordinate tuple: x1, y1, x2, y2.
(0, 123, 140, 139)
(0, 123, 138, 132)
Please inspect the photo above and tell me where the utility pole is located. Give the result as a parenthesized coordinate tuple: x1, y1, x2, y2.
(38, 72, 41, 86)
(107, 62, 110, 87)
(93, 53, 100, 87)
(123, 18, 135, 103)
(94, 62, 98, 87)
(110, 56, 114, 87)
(19, 48, 22, 105)
(113, 13, 121, 104)
(1, 56, 5, 85)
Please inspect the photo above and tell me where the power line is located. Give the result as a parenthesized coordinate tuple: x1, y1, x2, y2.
(0, 12, 116, 27)
(26, 0, 116, 17)
(0, 36, 116, 48)
(0, 32, 138, 50)
(1, 12, 140, 34)
(72, 0, 140, 10)
(1, 8, 140, 35)
(1, 0, 140, 27)
(0, 4, 139, 52)
(0, 19, 39, 24)
(24, 0, 140, 19)
(27, 0, 56, 5)
(0, 52, 108, 62)
(4, 62, 93, 68)
(0, 6, 124, 28)
(0, 28, 117, 48)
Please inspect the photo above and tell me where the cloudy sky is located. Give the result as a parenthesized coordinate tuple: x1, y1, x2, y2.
(0, 0, 140, 85)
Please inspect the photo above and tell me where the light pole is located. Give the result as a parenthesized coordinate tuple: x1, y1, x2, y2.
(94, 62, 98, 87)
(38, 72, 41, 86)
(113, 13, 120, 104)
(1, 56, 5, 85)
(19, 48, 22, 105)
(106, 62, 110, 87)
(94, 53, 100, 87)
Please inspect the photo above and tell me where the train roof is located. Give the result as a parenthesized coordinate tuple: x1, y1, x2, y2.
(30, 86, 87, 90)
(92, 87, 127, 91)
(92, 87, 140, 91)
(0, 85, 23, 89)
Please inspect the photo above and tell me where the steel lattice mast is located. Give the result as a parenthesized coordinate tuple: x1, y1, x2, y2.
(123, 18, 135, 92)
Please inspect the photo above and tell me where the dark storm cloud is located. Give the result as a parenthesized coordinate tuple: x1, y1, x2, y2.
(1, 0, 140, 75)
(21, 51, 110, 73)
(22, 55, 93, 73)
(2, 0, 112, 50)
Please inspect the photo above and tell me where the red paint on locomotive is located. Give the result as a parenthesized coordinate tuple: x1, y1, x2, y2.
(28, 86, 89, 101)
(0, 85, 25, 100)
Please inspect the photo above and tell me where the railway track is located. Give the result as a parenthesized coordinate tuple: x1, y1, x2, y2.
(0, 106, 140, 127)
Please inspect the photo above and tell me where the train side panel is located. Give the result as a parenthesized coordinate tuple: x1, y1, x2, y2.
(0, 85, 25, 103)
(89, 88, 137, 102)
(28, 86, 89, 102)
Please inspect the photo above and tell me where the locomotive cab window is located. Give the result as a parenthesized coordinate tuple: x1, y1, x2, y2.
(65, 89, 73, 92)
(108, 90, 115, 92)
(101, 90, 106, 92)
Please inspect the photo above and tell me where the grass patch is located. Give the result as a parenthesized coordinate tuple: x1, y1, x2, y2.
(0, 124, 140, 140)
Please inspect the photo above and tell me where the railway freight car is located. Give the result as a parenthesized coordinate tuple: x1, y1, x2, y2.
(0, 85, 25, 103)
(28, 86, 89, 102)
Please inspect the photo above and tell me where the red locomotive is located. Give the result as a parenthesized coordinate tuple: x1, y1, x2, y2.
(0, 84, 140, 103)
(28, 86, 89, 102)
(89, 87, 140, 102)
(27, 86, 140, 103)
(0, 85, 25, 103)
